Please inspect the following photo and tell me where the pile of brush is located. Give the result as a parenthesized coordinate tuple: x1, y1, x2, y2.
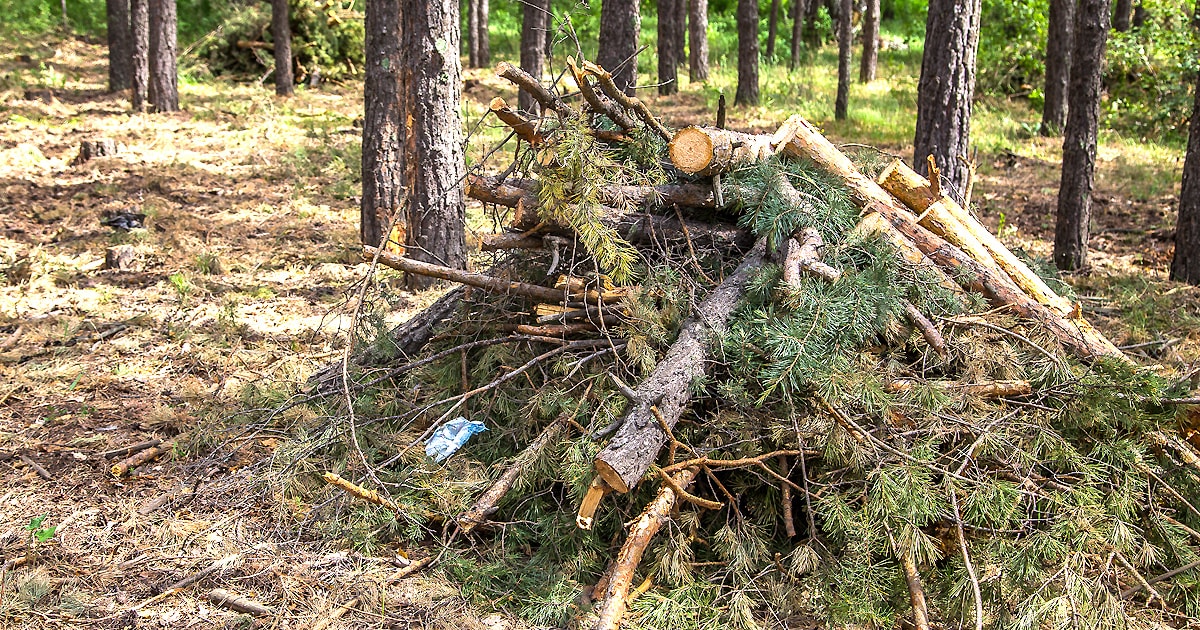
(303, 60, 1200, 629)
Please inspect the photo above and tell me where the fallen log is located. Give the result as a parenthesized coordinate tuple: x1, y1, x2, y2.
(592, 466, 701, 630)
(592, 239, 768, 493)
(458, 418, 566, 533)
(669, 126, 779, 176)
(764, 115, 1127, 363)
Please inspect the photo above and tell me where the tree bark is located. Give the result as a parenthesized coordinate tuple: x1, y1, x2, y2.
(688, 0, 709, 82)
(361, 0, 403, 249)
(147, 0, 178, 112)
(912, 0, 982, 193)
(1113, 0, 1132, 31)
(593, 240, 767, 493)
(804, 0, 821, 47)
(1054, 0, 1111, 271)
(519, 0, 549, 111)
(1041, 0, 1074, 136)
(399, 0, 467, 290)
(657, 0, 682, 94)
(789, 0, 806, 70)
(1170, 70, 1200, 284)
(479, 0, 490, 66)
(766, 0, 782, 59)
(271, 0, 294, 96)
(734, 0, 759, 106)
(106, 0, 132, 92)
(130, 0, 148, 111)
(859, 0, 880, 82)
(468, 0, 480, 68)
(834, 0, 851, 118)
(597, 0, 640, 96)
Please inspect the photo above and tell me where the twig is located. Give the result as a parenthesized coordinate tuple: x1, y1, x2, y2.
(903, 300, 948, 358)
(18, 454, 51, 480)
(310, 557, 431, 630)
(779, 455, 796, 537)
(322, 472, 401, 516)
(111, 442, 173, 477)
(366, 245, 567, 303)
(101, 439, 162, 459)
(1115, 551, 1162, 604)
(208, 589, 273, 616)
(948, 486, 983, 630)
(1119, 558, 1200, 599)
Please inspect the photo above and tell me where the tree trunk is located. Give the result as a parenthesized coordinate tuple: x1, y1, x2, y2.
(1112, 0, 1132, 31)
(859, 0, 879, 82)
(804, 0, 821, 48)
(399, 0, 468, 290)
(130, 0, 148, 111)
(361, 0, 403, 249)
(766, 0, 782, 59)
(1041, 0, 1074, 136)
(688, 0, 709, 82)
(657, 0, 681, 94)
(1133, 2, 1148, 28)
(597, 0, 640, 96)
(734, 0, 759, 106)
(271, 0, 294, 96)
(834, 0, 851, 118)
(1053, 0, 1111, 271)
(912, 0, 981, 193)
(147, 0, 178, 112)
(789, 0, 806, 69)
(468, 0, 480, 68)
(673, 4, 686, 68)
(106, 0, 132, 92)
(1169, 70, 1200, 284)
(519, 0, 549, 111)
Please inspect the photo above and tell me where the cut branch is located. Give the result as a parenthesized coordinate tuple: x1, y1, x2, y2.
(592, 239, 768, 493)
(567, 57, 637, 132)
(495, 61, 576, 117)
(458, 419, 566, 533)
(110, 443, 172, 477)
(366, 245, 567, 303)
(669, 126, 779, 176)
(581, 59, 672, 141)
(490, 97, 544, 145)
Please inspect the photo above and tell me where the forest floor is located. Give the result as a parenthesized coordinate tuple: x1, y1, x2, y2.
(0, 35, 1198, 629)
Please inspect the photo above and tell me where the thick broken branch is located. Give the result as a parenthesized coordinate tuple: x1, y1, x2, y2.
(593, 467, 701, 630)
(490, 97, 544, 146)
(580, 60, 671, 141)
(884, 379, 1032, 397)
(593, 240, 768, 493)
(111, 442, 172, 477)
(567, 57, 638, 133)
(495, 61, 576, 117)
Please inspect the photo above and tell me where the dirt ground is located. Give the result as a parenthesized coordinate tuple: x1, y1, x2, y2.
(1, 35, 1198, 630)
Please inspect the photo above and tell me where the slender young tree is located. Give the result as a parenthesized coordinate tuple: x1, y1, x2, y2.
(859, 0, 880, 82)
(597, 0, 640, 95)
(519, 0, 549, 110)
(398, 0, 467, 289)
(912, 0, 982, 192)
(673, 6, 686, 68)
(688, 0, 709, 81)
(106, 0, 132, 92)
(1112, 0, 1132, 30)
(803, 0, 821, 47)
(765, 0, 782, 59)
(271, 0, 294, 96)
(789, 0, 806, 70)
(468, 0, 490, 68)
(734, 0, 759, 105)
(147, 0, 178, 112)
(361, 0, 402, 249)
(658, 0, 682, 94)
(834, 0, 851, 118)
(130, 0, 148, 111)
(1171, 71, 1200, 284)
(1054, 0, 1111, 271)
(1041, 0, 1074, 136)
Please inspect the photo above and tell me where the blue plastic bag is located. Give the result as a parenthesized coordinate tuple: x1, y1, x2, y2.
(424, 417, 488, 463)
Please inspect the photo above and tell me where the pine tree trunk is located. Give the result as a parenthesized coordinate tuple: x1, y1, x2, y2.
(912, 0, 981, 193)
(859, 0, 879, 82)
(734, 0, 759, 106)
(361, 0, 403, 249)
(271, 0, 294, 96)
(106, 0, 132, 92)
(1054, 0, 1111, 271)
(834, 0, 851, 118)
(519, 0, 548, 110)
(467, 0, 480, 68)
(766, 0, 782, 59)
(1133, 2, 1148, 28)
(597, 0, 640, 96)
(1169, 70, 1200, 283)
(479, 0, 490, 65)
(688, 0, 709, 82)
(398, 0, 467, 290)
(789, 0, 806, 70)
(1041, 0, 1074, 136)
(147, 0, 178, 112)
(804, 0, 821, 47)
(1113, 0, 1132, 31)
(674, 5, 686, 68)
(130, 0, 148, 111)
(657, 0, 681, 94)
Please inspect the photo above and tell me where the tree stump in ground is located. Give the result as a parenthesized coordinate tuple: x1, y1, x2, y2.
(105, 245, 139, 271)
(73, 140, 119, 165)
